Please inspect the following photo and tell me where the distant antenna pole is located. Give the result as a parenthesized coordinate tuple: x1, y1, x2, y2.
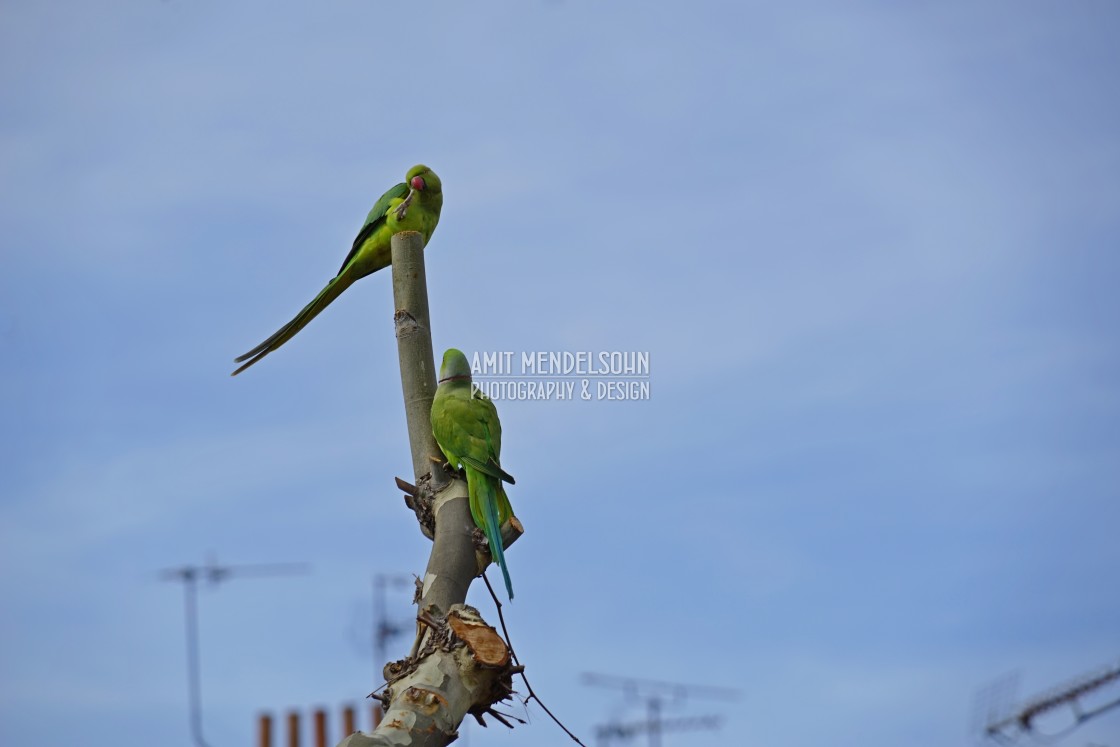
(581, 673, 739, 747)
(373, 574, 413, 683)
(168, 566, 211, 747)
(983, 659, 1120, 743)
(161, 558, 311, 747)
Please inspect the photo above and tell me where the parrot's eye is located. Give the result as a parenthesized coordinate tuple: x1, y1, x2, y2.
(411, 176, 426, 191)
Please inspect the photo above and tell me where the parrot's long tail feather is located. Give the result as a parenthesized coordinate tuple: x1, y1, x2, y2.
(232, 273, 356, 375)
(469, 469, 514, 599)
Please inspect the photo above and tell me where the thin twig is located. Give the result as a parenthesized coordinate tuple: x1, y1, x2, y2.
(478, 707, 525, 729)
(482, 572, 589, 747)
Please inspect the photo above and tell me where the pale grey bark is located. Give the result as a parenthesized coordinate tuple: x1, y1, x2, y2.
(387, 231, 478, 619)
(335, 231, 513, 747)
(389, 229, 448, 490)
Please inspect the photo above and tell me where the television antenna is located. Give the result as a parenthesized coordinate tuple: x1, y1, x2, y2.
(981, 658, 1120, 744)
(160, 557, 310, 747)
(372, 573, 413, 684)
(581, 672, 739, 747)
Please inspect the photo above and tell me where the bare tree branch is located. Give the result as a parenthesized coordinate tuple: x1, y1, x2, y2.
(336, 231, 516, 747)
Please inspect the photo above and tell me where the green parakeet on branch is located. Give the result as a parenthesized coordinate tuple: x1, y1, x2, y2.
(430, 349, 517, 599)
(232, 164, 442, 375)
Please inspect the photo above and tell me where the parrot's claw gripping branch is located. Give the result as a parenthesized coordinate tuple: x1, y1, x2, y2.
(431, 454, 464, 479)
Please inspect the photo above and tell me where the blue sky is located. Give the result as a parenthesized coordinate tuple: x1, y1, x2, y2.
(2, 2, 1118, 746)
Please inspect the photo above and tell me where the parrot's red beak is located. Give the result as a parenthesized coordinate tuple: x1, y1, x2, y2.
(410, 176, 426, 191)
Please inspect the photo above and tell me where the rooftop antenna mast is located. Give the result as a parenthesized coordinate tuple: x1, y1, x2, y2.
(982, 658, 1120, 744)
(161, 557, 310, 747)
(372, 573, 413, 684)
(581, 672, 739, 747)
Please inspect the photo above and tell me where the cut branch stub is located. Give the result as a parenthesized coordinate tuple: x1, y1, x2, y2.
(447, 605, 511, 669)
(395, 476, 435, 540)
(348, 604, 516, 747)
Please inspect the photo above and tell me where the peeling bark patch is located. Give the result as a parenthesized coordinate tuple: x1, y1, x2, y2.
(431, 480, 467, 514)
(403, 686, 449, 715)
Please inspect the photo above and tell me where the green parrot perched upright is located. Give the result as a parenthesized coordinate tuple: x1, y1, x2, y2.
(232, 164, 442, 375)
(431, 348, 517, 599)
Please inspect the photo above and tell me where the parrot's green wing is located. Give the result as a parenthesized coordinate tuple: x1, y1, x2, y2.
(335, 181, 409, 274)
(434, 393, 515, 484)
(460, 454, 516, 485)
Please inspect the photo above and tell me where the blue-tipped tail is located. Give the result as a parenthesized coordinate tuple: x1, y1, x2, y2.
(472, 471, 514, 599)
